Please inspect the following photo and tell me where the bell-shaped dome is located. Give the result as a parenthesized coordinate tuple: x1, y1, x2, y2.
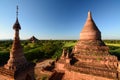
(80, 11, 101, 40)
(13, 18, 21, 30)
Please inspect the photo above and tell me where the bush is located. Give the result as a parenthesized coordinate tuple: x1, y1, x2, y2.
(0, 51, 9, 65)
(24, 48, 44, 62)
(110, 48, 120, 60)
(52, 49, 62, 59)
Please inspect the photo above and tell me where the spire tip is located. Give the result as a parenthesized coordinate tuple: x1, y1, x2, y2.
(88, 10, 92, 19)
(16, 5, 19, 18)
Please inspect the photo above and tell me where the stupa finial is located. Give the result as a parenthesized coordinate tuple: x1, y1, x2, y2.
(16, 5, 18, 18)
(88, 10, 92, 19)
(13, 5, 21, 30)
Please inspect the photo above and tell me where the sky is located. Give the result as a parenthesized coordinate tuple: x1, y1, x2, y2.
(0, 0, 120, 40)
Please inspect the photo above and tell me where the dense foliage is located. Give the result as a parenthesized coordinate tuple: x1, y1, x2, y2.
(23, 40, 64, 61)
(0, 40, 120, 65)
(0, 40, 68, 65)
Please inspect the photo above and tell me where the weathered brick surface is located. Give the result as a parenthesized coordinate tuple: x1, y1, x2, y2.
(55, 11, 120, 80)
(0, 12, 35, 80)
(63, 70, 114, 80)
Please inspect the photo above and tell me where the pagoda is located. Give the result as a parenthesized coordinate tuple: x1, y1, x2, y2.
(73, 11, 108, 55)
(29, 36, 38, 43)
(55, 11, 120, 80)
(69, 11, 119, 79)
(0, 6, 35, 80)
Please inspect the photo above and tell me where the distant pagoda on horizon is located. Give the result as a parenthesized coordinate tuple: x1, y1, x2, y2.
(29, 36, 38, 43)
(0, 6, 35, 80)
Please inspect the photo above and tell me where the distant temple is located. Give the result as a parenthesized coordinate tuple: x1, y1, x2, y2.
(29, 36, 38, 43)
(54, 11, 120, 80)
(0, 6, 35, 80)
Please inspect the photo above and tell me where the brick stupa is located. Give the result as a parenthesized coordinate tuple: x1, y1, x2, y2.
(55, 11, 120, 80)
(73, 11, 108, 55)
(0, 6, 35, 80)
(4, 17, 27, 71)
(70, 11, 119, 79)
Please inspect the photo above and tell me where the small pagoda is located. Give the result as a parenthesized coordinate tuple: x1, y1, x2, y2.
(0, 6, 35, 80)
(29, 36, 38, 43)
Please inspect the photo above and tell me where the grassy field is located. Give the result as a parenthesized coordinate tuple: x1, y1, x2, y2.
(105, 43, 120, 47)
(105, 42, 120, 60)
(63, 41, 77, 47)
